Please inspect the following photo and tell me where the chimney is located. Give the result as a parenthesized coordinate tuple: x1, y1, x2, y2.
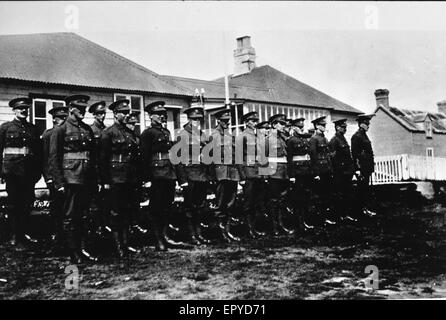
(233, 36, 256, 76)
(437, 100, 446, 115)
(374, 89, 390, 108)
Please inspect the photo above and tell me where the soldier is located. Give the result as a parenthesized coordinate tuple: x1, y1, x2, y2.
(42, 106, 68, 248)
(236, 111, 266, 238)
(175, 106, 211, 245)
(140, 102, 178, 251)
(328, 119, 357, 222)
(87, 101, 111, 237)
(209, 107, 240, 242)
(99, 99, 141, 258)
(309, 116, 336, 226)
(0, 97, 42, 250)
(287, 117, 315, 232)
(351, 114, 377, 217)
(283, 118, 292, 139)
(256, 121, 270, 136)
(49, 94, 98, 263)
(124, 111, 148, 238)
(265, 114, 293, 236)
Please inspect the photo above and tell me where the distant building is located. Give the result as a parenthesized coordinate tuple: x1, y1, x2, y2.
(369, 89, 446, 158)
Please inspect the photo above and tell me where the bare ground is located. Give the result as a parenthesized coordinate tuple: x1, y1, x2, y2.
(0, 189, 445, 300)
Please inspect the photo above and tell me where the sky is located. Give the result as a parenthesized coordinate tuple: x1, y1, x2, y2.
(1, 1, 446, 113)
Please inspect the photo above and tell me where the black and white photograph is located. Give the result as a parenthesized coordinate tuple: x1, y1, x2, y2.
(0, 1, 445, 302)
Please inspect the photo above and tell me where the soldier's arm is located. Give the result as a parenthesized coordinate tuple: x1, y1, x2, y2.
(48, 125, 66, 190)
(351, 134, 361, 171)
(309, 137, 318, 172)
(0, 124, 7, 178)
(33, 126, 43, 182)
(235, 134, 246, 180)
(99, 129, 112, 185)
(286, 138, 294, 178)
(328, 137, 337, 161)
(140, 129, 152, 182)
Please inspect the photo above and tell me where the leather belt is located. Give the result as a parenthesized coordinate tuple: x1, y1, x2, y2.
(152, 152, 170, 161)
(3, 147, 31, 155)
(111, 154, 131, 162)
(292, 155, 310, 161)
(267, 157, 287, 163)
(63, 151, 90, 160)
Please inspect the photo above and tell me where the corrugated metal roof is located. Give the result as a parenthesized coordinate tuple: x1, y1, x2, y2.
(213, 65, 362, 114)
(0, 32, 188, 96)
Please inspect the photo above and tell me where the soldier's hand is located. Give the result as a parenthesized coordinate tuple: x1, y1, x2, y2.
(355, 170, 361, 177)
(0, 178, 5, 184)
(239, 181, 246, 186)
(57, 186, 65, 193)
(143, 182, 152, 188)
(289, 178, 296, 183)
(180, 182, 189, 189)
(103, 184, 111, 190)
(314, 175, 320, 181)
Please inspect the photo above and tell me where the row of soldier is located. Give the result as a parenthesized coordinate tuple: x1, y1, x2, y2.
(0, 95, 376, 264)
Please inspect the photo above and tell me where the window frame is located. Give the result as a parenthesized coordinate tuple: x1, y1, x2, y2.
(31, 98, 66, 135)
(113, 93, 144, 131)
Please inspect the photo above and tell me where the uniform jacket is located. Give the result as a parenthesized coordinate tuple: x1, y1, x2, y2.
(49, 115, 96, 189)
(0, 118, 42, 182)
(100, 121, 140, 185)
(235, 127, 265, 180)
(42, 127, 54, 183)
(351, 128, 374, 175)
(309, 131, 332, 176)
(175, 122, 209, 184)
(287, 131, 312, 177)
(90, 120, 106, 180)
(329, 132, 354, 176)
(264, 130, 289, 180)
(208, 125, 240, 182)
(140, 122, 176, 181)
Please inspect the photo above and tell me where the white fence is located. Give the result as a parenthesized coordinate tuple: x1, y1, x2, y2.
(372, 154, 446, 184)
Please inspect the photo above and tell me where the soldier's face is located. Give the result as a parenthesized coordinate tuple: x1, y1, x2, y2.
(150, 114, 162, 125)
(190, 118, 201, 128)
(14, 107, 28, 119)
(337, 125, 347, 134)
(275, 121, 285, 132)
(219, 119, 229, 129)
(54, 116, 66, 126)
(94, 112, 106, 123)
(360, 122, 369, 131)
(317, 124, 326, 132)
(115, 110, 129, 123)
(246, 119, 257, 129)
(71, 107, 85, 120)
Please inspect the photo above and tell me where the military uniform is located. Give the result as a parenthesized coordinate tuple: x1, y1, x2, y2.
(265, 114, 291, 235)
(140, 101, 177, 251)
(88, 101, 109, 235)
(175, 106, 210, 245)
(351, 114, 376, 216)
(100, 99, 140, 257)
(329, 119, 355, 220)
(287, 118, 314, 230)
(42, 106, 68, 245)
(309, 116, 334, 222)
(49, 95, 97, 263)
(235, 111, 266, 238)
(209, 108, 240, 242)
(0, 98, 42, 246)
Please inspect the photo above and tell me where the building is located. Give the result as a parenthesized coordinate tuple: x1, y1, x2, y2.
(369, 89, 446, 183)
(0, 32, 191, 136)
(163, 36, 363, 140)
(0, 33, 362, 138)
(370, 89, 446, 158)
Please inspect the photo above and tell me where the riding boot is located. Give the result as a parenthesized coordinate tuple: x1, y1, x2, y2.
(270, 201, 280, 236)
(246, 213, 261, 239)
(122, 229, 134, 255)
(194, 209, 211, 244)
(153, 218, 167, 252)
(66, 230, 82, 264)
(278, 207, 295, 235)
(217, 215, 231, 243)
(112, 231, 126, 258)
(186, 216, 201, 245)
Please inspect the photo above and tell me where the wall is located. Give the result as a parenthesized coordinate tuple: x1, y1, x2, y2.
(411, 132, 446, 158)
(368, 108, 413, 156)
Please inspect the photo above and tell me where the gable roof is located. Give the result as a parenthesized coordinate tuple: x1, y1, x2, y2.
(0, 32, 188, 96)
(378, 105, 446, 134)
(213, 65, 362, 114)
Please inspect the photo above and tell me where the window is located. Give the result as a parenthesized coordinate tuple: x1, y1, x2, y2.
(425, 120, 433, 138)
(114, 93, 143, 132)
(31, 98, 65, 135)
(426, 148, 434, 158)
